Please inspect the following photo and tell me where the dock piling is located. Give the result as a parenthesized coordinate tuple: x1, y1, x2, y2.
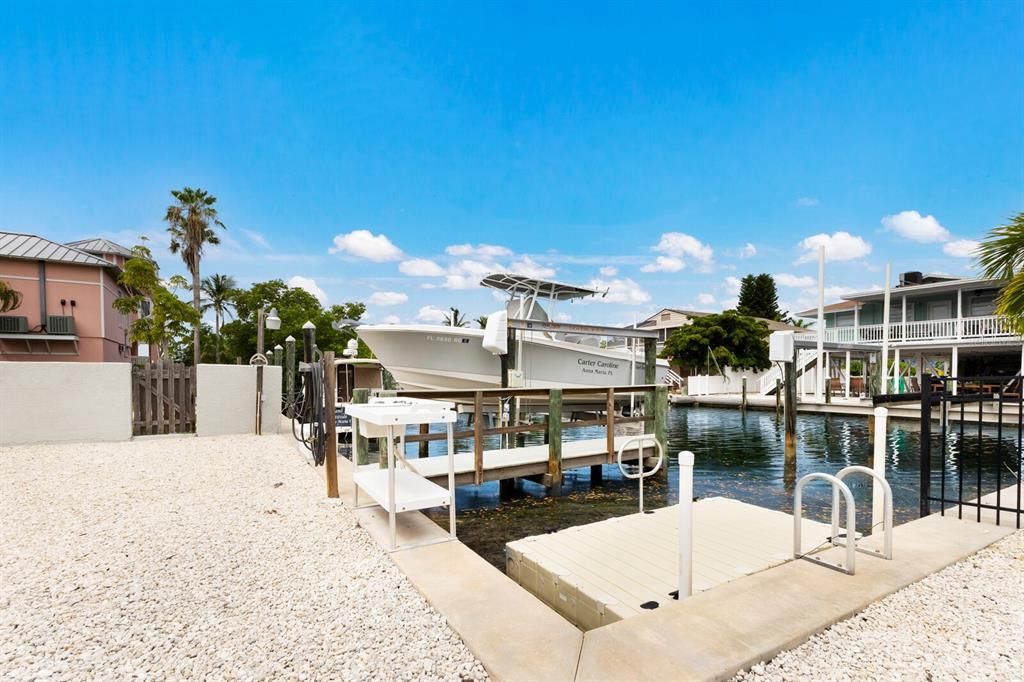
(546, 388, 563, 495)
(775, 379, 781, 416)
(473, 391, 484, 485)
(741, 376, 748, 412)
(784, 353, 797, 478)
(322, 351, 340, 498)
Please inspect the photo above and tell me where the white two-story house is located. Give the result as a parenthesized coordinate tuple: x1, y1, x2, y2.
(796, 271, 1023, 392)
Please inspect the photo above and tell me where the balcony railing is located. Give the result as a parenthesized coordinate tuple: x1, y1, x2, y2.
(802, 315, 1020, 345)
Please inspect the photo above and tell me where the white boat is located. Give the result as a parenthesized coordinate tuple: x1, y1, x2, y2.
(357, 274, 674, 391)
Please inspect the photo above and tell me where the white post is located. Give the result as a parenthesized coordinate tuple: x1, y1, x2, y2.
(872, 407, 888, 531)
(845, 350, 851, 398)
(894, 347, 901, 394)
(816, 246, 825, 401)
(951, 346, 959, 396)
(853, 304, 860, 342)
(881, 263, 892, 393)
(677, 450, 695, 600)
(956, 290, 963, 340)
(901, 295, 907, 342)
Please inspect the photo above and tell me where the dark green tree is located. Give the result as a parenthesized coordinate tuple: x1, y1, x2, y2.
(218, 279, 367, 362)
(660, 311, 770, 373)
(736, 274, 783, 320)
(113, 246, 199, 361)
(475, 315, 489, 329)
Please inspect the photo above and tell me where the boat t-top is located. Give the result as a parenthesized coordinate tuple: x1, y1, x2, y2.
(356, 273, 672, 391)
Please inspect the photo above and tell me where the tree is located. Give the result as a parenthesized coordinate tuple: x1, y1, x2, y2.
(201, 273, 238, 363)
(165, 187, 226, 365)
(218, 279, 367, 362)
(976, 211, 1024, 333)
(0, 280, 22, 313)
(475, 315, 489, 329)
(444, 307, 468, 327)
(113, 246, 199, 360)
(736, 274, 783, 320)
(660, 311, 770, 373)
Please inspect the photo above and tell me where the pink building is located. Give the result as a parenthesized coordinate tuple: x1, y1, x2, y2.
(0, 232, 139, 362)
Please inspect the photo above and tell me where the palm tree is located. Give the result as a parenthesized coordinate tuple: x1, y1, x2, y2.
(201, 273, 237, 363)
(475, 315, 489, 329)
(0, 280, 23, 313)
(443, 307, 468, 327)
(976, 211, 1024, 333)
(165, 187, 226, 365)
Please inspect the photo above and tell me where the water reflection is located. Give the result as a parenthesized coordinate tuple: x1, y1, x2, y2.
(407, 406, 1020, 569)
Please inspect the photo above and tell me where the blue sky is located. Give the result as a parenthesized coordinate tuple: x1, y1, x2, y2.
(2, 2, 1021, 325)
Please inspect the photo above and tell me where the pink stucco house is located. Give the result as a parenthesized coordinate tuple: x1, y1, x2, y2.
(0, 232, 140, 362)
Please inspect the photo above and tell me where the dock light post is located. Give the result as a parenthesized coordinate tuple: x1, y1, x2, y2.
(253, 307, 281, 435)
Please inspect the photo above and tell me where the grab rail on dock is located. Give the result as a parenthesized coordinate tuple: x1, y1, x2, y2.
(832, 466, 894, 560)
(794, 473, 857, 575)
(392, 384, 668, 487)
(616, 434, 664, 513)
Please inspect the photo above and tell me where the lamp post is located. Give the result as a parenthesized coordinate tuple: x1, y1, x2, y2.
(253, 306, 281, 435)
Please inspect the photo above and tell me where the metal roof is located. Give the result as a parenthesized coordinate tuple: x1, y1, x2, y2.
(481, 273, 600, 300)
(841, 277, 1004, 302)
(0, 232, 115, 268)
(64, 237, 134, 258)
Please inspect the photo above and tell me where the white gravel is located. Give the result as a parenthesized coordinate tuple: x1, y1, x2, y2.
(735, 530, 1024, 682)
(0, 435, 487, 681)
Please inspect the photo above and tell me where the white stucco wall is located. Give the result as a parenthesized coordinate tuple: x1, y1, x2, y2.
(195, 364, 282, 437)
(0, 362, 132, 444)
(687, 367, 771, 396)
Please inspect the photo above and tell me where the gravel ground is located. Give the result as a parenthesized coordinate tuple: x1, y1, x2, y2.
(0, 435, 487, 681)
(735, 530, 1024, 682)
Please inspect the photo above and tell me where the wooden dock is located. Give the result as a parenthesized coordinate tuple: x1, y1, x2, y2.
(505, 497, 834, 630)
(396, 435, 657, 487)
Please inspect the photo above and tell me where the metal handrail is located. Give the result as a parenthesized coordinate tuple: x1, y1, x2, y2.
(794, 473, 857, 575)
(832, 465, 894, 560)
(616, 434, 664, 513)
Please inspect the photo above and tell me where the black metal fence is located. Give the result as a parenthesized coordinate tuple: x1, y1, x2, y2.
(918, 374, 1022, 527)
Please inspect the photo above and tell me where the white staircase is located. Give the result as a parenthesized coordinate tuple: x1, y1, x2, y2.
(759, 349, 817, 395)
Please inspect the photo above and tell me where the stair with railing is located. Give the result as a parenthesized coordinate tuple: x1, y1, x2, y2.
(759, 349, 818, 395)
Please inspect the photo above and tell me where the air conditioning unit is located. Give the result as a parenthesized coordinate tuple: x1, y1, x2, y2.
(0, 316, 29, 333)
(47, 315, 76, 335)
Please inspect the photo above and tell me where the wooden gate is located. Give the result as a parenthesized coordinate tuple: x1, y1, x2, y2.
(132, 361, 196, 435)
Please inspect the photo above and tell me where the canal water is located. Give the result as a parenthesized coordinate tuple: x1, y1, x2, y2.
(404, 406, 1020, 570)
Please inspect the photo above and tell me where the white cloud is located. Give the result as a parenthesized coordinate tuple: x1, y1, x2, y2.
(796, 231, 872, 263)
(587, 278, 651, 304)
(640, 255, 685, 273)
(382, 314, 401, 324)
(329, 229, 402, 261)
(652, 232, 714, 268)
(399, 258, 445, 277)
(738, 243, 756, 258)
(241, 229, 272, 250)
(881, 210, 950, 243)
(943, 239, 979, 258)
(446, 243, 512, 259)
(795, 197, 820, 207)
(509, 255, 556, 279)
(441, 259, 498, 290)
(599, 266, 618, 277)
(697, 293, 715, 305)
(287, 275, 327, 305)
(775, 273, 817, 288)
(415, 305, 448, 323)
(555, 312, 572, 322)
(724, 276, 742, 296)
(368, 291, 408, 306)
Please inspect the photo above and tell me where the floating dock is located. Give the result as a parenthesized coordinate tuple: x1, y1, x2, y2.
(402, 435, 657, 487)
(505, 497, 834, 630)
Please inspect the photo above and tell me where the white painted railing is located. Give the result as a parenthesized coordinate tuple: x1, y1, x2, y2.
(758, 349, 816, 394)
(816, 315, 1018, 345)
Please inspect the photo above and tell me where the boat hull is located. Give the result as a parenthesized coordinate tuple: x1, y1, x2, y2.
(357, 324, 667, 391)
